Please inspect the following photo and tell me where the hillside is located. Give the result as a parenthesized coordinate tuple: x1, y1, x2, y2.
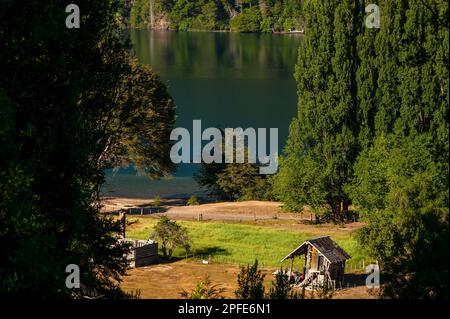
(129, 0, 304, 32)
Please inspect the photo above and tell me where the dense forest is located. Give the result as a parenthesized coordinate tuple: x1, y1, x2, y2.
(129, 0, 304, 32)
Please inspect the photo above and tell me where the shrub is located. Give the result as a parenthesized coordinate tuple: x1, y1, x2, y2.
(230, 7, 261, 32)
(180, 275, 225, 299)
(235, 259, 265, 299)
(267, 267, 306, 299)
(187, 195, 200, 206)
(151, 195, 161, 207)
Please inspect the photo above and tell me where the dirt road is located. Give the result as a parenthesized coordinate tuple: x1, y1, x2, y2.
(101, 197, 314, 222)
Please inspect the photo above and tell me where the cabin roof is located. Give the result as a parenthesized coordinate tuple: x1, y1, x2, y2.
(280, 236, 351, 263)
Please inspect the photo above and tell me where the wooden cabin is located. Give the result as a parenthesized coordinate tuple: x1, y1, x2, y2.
(280, 236, 350, 290)
(120, 239, 158, 268)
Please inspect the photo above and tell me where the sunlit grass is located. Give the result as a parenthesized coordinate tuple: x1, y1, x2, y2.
(124, 216, 369, 269)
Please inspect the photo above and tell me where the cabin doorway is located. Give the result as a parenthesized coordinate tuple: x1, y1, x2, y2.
(318, 255, 324, 272)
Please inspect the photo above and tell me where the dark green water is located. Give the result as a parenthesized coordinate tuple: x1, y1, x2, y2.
(103, 30, 301, 198)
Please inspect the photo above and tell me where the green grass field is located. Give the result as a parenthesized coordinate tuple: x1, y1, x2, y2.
(125, 216, 370, 271)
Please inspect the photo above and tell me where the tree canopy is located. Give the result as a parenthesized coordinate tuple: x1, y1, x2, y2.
(274, 0, 448, 297)
(130, 0, 304, 32)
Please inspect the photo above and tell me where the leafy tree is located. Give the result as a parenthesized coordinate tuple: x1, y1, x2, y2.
(187, 195, 200, 205)
(352, 134, 448, 298)
(151, 216, 190, 258)
(267, 267, 305, 299)
(230, 6, 261, 32)
(192, 1, 221, 29)
(99, 57, 176, 178)
(195, 160, 228, 200)
(194, 136, 272, 201)
(260, 16, 273, 32)
(169, 0, 200, 30)
(218, 163, 272, 200)
(196, 161, 272, 201)
(356, 0, 378, 150)
(349, 0, 449, 299)
(0, 0, 176, 298)
(131, 0, 176, 28)
(151, 195, 162, 207)
(373, 0, 405, 135)
(235, 259, 265, 299)
(131, 0, 150, 28)
(273, 0, 360, 223)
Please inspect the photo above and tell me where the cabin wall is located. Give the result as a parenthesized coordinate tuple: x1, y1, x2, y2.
(310, 247, 319, 270)
(328, 261, 345, 284)
(305, 246, 311, 273)
(127, 242, 158, 268)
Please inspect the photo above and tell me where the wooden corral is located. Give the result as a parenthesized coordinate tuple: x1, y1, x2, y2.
(281, 236, 350, 290)
(120, 239, 159, 268)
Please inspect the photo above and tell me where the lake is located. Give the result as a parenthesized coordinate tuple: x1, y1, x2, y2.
(103, 30, 301, 199)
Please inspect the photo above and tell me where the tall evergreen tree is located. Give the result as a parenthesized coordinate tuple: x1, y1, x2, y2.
(373, 0, 406, 135)
(350, 0, 449, 298)
(273, 0, 360, 222)
(356, 0, 378, 149)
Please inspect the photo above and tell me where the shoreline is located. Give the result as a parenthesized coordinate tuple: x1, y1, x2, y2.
(129, 27, 305, 36)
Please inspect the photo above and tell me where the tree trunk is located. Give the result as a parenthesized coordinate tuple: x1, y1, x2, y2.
(343, 200, 350, 218)
(330, 198, 341, 223)
(149, 0, 154, 29)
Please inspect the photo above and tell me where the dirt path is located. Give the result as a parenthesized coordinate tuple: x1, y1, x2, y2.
(101, 197, 314, 222)
(101, 197, 364, 235)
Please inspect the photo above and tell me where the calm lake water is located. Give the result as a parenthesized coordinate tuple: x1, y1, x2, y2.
(103, 30, 301, 199)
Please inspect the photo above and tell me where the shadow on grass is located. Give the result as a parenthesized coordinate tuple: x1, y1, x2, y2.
(192, 246, 229, 258)
(154, 246, 229, 265)
(344, 273, 367, 288)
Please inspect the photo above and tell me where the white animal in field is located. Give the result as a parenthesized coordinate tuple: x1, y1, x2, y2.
(202, 260, 209, 264)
